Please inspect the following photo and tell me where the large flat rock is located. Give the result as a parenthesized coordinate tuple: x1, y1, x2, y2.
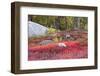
(28, 21, 48, 37)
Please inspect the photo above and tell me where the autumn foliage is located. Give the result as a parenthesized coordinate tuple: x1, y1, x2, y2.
(28, 40, 87, 60)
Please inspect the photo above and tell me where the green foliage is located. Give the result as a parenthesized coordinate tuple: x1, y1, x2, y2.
(29, 15, 88, 31)
(66, 16, 74, 30)
(47, 27, 57, 34)
(53, 37, 59, 42)
(59, 17, 67, 30)
(80, 17, 88, 30)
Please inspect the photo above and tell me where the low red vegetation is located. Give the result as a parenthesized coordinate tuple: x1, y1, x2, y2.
(28, 41, 87, 61)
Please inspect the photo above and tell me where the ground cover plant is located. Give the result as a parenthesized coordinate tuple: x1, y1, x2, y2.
(28, 15, 88, 61)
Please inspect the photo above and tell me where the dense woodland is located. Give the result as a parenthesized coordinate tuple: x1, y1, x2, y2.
(28, 15, 88, 31)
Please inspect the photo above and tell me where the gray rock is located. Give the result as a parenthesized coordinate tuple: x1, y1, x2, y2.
(28, 21, 48, 37)
(39, 40, 53, 45)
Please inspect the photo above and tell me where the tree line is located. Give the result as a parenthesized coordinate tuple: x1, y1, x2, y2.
(28, 15, 88, 31)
